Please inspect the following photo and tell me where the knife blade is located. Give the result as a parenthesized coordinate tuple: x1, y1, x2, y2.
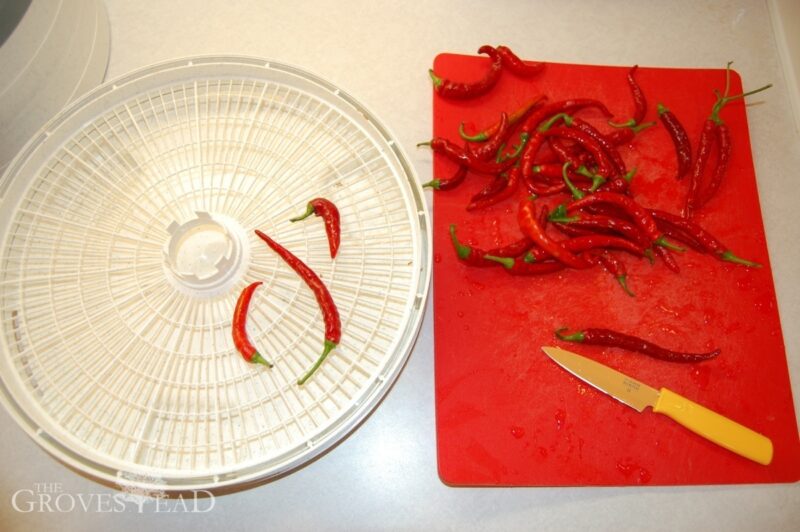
(541, 345, 773, 465)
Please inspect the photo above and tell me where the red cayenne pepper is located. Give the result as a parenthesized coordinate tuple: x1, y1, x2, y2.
(605, 120, 656, 146)
(232, 282, 273, 367)
(611, 65, 648, 125)
(449, 224, 532, 267)
(290, 198, 341, 259)
(254, 230, 341, 385)
(589, 252, 635, 296)
(467, 167, 520, 211)
(417, 137, 515, 174)
(459, 95, 546, 142)
(518, 199, 590, 269)
(423, 165, 468, 191)
(466, 112, 510, 161)
(649, 208, 761, 267)
(520, 234, 646, 262)
(555, 327, 720, 362)
(482, 257, 565, 276)
(428, 45, 502, 99)
(657, 103, 692, 180)
(496, 45, 545, 77)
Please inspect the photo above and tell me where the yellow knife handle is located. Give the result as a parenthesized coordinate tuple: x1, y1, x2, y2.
(653, 388, 773, 465)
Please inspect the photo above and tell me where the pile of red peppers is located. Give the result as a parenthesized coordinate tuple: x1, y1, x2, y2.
(425, 46, 770, 362)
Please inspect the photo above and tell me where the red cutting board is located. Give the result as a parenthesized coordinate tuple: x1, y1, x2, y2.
(431, 53, 800, 486)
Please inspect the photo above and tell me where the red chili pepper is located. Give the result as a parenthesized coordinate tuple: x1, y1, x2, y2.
(518, 199, 590, 269)
(566, 192, 679, 251)
(496, 45, 545, 77)
(254, 230, 341, 385)
(547, 137, 593, 168)
(621, 65, 648, 125)
(555, 327, 720, 363)
(459, 95, 546, 142)
(482, 256, 565, 276)
(588, 251, 635, 296)
(569, 117, 627, 176)
(418, 137, 515, 175)
(685, 118, 717, 217)
(523, 234, 646, 262)
(232, 282, 273, 367)
(423, 165, 468, 191)
(695, 121, 730, 208)
(549, 210, 649, 248)
(519, 99, 613, 136)
(656, 103, 692, 180)
(428, 46, 502, 99)
(467, 167, 520, 211)
(449, 224, 532, 267)
(290, 198, 341, 259)
(544, 126, 615, 178)
(466, 112, 510, 161)
(649, 208, 761, 267)
(605, 120, 656, 146)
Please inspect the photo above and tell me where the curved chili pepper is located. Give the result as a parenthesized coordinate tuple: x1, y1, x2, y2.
(254, 230, 341, 385)
(459, 95, 546, 142)
(549, 209, 648, 247)
(423, 165, 468, 191)
(518, 199, 590, 269)
(685, 118, 717, 217)
(611, 65, 647, 125)
(519, 99, 613, 136)
(482, 256, 564, 276)
(657, 103, 691, 180)
(605, 120, 656, 145)
(696, 121, 730, 208)
(467, 167, 520, 211)
(417, 138, 515, 175)
(496, 45, 545, 77)
(649, 208, 761, 267)
(566, 192, 682, 252)
(569, 117, 627, 176)
(429, 46, 502, 99)
(589, 252, 635, 296)
(653, 245, 680, 273)
(543, 126, 616, 178)
(449, 224, 532, 267)
(547, 136, 593, 168)
(555, 327, 720, 363)
(232, 281, 273, 367)
(466, 112, 510, 161)
(523, 234, 646, 262)
(290, 198, 341, 259)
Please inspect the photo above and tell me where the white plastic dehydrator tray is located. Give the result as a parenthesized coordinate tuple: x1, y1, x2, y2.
(0, 57, 431, 492)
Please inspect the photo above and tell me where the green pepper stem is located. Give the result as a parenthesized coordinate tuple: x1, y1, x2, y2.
(539, 112, 571, 132)
(644, 248, 655, 264)
(720, 249, 762, 268)
(622, 167, 637, 183)
(483, 255, 514, 269)
(459, 122, 488, 143)
(617, 275, 635, 297)
(416, 140, 432, 148)
(523, 251, 537, 263)
(656, 103, 669, 116)
(632, 120, 657, 133)
(422, 179, 441, 190)
(710, 78, 773, 124)
(547, 204, 579, 223)
(498, 133, 530, 162)
(289, 203, 315, 222)
(297, 340, 337, 385)
(554, 327, 585, 342)
(608, 118, 636, 128)
(655, 235, 685, 252)
(562, 162, 585, 200)
(449, 224, 473, 260)
(428, 69, 443, 88)
(251, 351, 274, 368)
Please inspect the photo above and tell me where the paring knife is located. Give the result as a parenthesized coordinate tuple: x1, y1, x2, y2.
(541, 346, 773, 465)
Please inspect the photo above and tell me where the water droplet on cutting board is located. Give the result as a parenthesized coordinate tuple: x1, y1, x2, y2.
(555, 409, 566, 430)
(510, 426, 525, 439)
(434, 253, 442, 263)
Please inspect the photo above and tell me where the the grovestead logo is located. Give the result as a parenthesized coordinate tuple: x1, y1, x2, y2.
(11, 473, 214, 513)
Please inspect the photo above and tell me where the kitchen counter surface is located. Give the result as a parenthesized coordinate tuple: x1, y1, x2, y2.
(0, 1, 798, 530)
